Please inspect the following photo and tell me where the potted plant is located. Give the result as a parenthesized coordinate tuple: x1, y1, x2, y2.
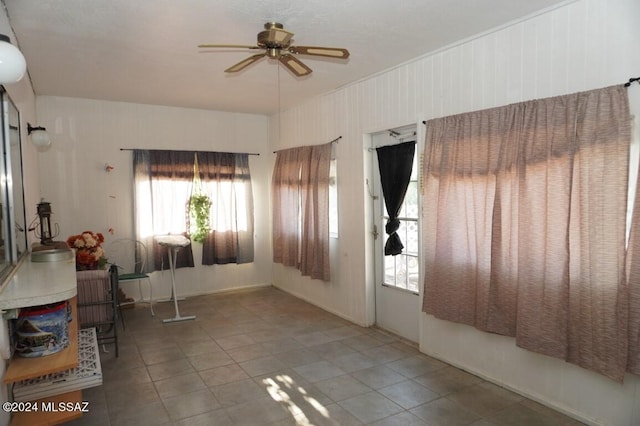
(188, 193, 212, 243)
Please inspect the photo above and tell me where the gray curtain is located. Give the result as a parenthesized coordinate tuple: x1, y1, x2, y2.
(198, 152, 254, 264)
(133, 150, 195, 271)
(132, 149, 152, 269)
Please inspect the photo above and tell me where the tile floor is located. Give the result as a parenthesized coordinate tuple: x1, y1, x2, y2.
(70, 286, 584, 425)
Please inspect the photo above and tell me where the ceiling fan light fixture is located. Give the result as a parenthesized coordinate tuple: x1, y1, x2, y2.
(0, 34, 26, 84)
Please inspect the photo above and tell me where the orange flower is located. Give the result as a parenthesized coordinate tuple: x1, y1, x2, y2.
(67, 231, 108, 271)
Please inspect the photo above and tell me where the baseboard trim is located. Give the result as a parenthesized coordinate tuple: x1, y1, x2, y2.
(144, 283, 273, 303)
(271, 284, 368, 327)
(418, 346, 603, 426)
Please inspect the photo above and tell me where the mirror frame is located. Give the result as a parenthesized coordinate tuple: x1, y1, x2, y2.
(0, 87, 28, 284)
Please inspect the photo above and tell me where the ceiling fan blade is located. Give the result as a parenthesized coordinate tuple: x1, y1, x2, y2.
(225, 53, 266, 73)
(198, 44, 260, 49)
(278, 54, 312, 77)
(288, 46, 350, 59)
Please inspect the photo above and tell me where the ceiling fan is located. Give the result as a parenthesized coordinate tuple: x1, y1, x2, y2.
(198, 22, 350, 77)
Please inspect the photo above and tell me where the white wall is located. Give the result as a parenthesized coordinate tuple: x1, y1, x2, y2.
(36, 96, 272, 299)
(269, 0, 640, 424)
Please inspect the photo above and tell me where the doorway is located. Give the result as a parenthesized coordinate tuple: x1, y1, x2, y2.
(370, 124, 420, 342)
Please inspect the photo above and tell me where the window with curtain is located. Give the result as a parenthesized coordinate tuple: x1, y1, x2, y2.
(133, 149, 254, 270)
(421, 85, 636, 382)
(272, 142, 332, 281)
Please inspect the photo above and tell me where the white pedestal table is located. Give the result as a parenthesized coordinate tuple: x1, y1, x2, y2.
(156, 235, 196, 323)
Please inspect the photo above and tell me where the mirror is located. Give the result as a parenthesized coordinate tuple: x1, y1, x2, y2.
(0, 89, 27, 282)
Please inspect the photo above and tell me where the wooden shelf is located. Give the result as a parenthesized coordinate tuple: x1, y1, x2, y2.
(4, 297, 79, 384)
(10, 390, 83, 426)
(1, 261, 86, 425)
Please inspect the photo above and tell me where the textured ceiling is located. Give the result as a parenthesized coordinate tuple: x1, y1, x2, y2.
(4, 0, 571, 115)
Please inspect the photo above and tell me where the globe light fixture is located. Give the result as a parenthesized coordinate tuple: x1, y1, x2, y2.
(0, 34, 26, 84)
(28, 123, 51, 151)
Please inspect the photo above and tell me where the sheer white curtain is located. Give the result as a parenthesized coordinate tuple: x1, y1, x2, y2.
(422, 85, 633, 381)
(272, 143, 332, 281)
(133, 150, 194, 271)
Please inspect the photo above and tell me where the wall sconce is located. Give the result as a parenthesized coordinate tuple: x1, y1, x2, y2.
(0, 34, 26, 84)
(27, 123, 51, 151)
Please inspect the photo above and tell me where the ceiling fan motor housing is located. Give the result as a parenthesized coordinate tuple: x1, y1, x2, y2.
(266, 48, 281, 58)
(258, 22, 293, 49)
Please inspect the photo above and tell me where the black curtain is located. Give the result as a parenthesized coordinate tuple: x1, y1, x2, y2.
(376, 141, 416, 256)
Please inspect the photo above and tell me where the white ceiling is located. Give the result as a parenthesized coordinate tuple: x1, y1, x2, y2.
(4, 0, 571, 115)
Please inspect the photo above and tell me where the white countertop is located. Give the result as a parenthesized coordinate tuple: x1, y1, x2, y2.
(0, 257, 77, 310)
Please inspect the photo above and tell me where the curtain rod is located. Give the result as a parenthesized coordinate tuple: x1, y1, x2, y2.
(419, 78, 639, 125)
(624, 77, 640, 87)
(390, 130, 416, 139)
(272, 136, 342, 154)
(119, 148, 260, 156)
(368, 140, 416, 152)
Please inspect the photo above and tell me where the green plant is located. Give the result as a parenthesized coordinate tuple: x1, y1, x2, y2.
(188, 193, 212, 243)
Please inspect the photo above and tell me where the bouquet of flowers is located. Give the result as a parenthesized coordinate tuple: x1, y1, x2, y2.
(66, 231, 108, 271)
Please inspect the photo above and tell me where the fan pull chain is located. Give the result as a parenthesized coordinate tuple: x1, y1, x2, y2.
(277, 63, 282, 143)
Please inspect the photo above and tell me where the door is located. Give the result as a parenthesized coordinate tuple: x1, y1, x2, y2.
(372, 125, 421, 342)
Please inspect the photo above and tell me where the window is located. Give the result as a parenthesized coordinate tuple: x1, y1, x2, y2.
(421, 85, 633, 381)
(133, 150, 254, 269)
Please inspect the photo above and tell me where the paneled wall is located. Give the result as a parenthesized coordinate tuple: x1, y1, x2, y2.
(269, 0, 640, 424)
(36, 96, 272, 299)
